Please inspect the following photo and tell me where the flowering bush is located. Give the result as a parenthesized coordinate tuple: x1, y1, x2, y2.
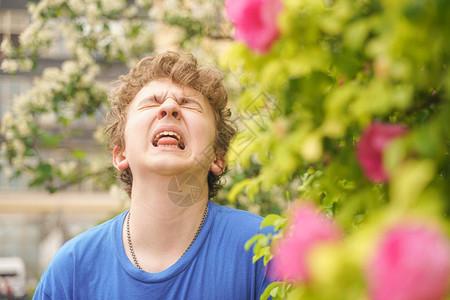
(223, 0, 450, 299)
(225, 0, 282, 53)
(368, 224, 450, 300)
(356, 122, 409, 182)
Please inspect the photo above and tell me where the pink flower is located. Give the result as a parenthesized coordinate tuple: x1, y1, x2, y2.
(368, 224, 450, 300)
(356, 122, 408, 182)
(225, 0, 283, 53)
(269, 203, 342, 282)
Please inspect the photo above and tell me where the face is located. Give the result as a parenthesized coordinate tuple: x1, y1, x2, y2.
(113, 78, 224, 180)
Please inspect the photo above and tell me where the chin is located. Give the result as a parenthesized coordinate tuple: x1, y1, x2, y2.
(148, 160, 191, 175)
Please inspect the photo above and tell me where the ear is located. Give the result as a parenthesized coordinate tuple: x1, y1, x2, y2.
(210, 156, 225, 175)
(113, 146, 129, 171)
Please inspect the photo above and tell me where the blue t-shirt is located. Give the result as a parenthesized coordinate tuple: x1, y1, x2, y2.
(34, 201, 272, 299)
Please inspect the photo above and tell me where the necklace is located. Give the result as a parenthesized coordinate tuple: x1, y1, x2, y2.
(126, 204, 209, 270)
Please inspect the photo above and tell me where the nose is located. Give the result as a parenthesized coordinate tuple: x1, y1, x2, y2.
(157, 98, 181, 120)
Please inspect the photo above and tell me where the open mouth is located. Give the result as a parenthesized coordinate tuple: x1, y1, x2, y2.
(152, 131, 185, 150)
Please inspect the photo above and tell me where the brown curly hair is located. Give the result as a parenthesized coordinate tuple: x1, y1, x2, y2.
(106, 50, 236, 199)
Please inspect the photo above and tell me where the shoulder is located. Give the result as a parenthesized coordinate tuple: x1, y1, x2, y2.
(209, 203, 270, 241)
(206, 203, 274, 297)
(34, 212, 126, 299)
(213, 203, 262, 224)
(60, 212, 124, 255)
(37, 213, 125, 278)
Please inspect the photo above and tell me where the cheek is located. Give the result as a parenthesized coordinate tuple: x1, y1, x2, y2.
(194, 119, 217, 150)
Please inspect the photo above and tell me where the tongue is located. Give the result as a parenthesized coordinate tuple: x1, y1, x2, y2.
(157, 137, 179, 148)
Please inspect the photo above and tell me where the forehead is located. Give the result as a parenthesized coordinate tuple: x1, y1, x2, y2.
(130, 78, 205, 106)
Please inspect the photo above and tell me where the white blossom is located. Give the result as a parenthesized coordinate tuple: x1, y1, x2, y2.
(28, 1, 48, 21)
(69, 90, 90, 113)
(1, 59, 19, 73)
(59, 107, 75, 120)
(86, 3, 102, 25)
(12, 139, 26, 156)
(4, 129, 14, 140)
(136, 0, 153, 8)
(27, 2, 39, 20)
(81, 65, 100, 85)
(75, 46, 94, 67)
(1, 112, 14, 135)
(19, 21, 52, 49)
(15, 118, 32, 137)
(122, 5, 138, 18)
(162, 0, 178, 11)
(46, 0, 66, 8)
(191, 2, 215, 20)
(42, 67, 61, 82)
(19, 58, 33, 71)
(31, 89, 52, 110)
(12, 94, 30, 114)
(19, 22, 40, 47)
(37, 28, 53, 45)
(148, 5, 164, 20)
(59, 161, 77, 178)
(59, 23, 80, 52)
(101, 0, 127, 14)
(0, 37, 14, 57)
(68, 0, 85, 14)
(61, 60, 80, 82)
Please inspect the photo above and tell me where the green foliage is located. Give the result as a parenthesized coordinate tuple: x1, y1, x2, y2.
(260, 282, 291, 300)
(221, 0, 450, 298)
(244, 232, 274, 265)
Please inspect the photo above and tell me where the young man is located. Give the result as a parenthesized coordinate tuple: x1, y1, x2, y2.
(34, 51, 272, 299)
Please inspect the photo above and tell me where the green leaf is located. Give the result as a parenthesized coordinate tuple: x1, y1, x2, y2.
(227, 178, 252, 202)
(260, 214, 286, 231)
(40, 132, 63, 147)
(260, 282, 283, 300)
(270, 286, 279, 297)
(262, 247, 273, 266)
(244, 233, 266, 251)
(71, 149, 86, 160)
(247, 180, 260, 202)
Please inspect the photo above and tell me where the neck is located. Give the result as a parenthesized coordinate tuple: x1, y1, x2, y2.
(123, 171, 209, 273)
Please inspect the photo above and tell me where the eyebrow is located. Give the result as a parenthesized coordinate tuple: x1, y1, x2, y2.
(136, 92, 204, 109)
(181, 96, 204, 108)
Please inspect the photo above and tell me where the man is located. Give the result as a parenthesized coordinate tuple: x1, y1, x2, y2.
(34, 51, 272, 299)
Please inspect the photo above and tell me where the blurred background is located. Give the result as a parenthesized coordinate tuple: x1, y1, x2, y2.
(1, 1, 126, 297)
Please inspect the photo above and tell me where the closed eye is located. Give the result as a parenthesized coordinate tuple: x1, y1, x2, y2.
(180, 97, 202, 111)
(137, 95, 161, 110)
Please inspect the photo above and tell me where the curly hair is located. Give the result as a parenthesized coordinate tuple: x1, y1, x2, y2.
(106, 50, 237, 199)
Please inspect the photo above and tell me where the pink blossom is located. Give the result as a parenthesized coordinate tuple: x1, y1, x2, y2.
(356, 122, 408, 182)
(368, 224, 450, 300)
(225, 0, 283, 53)
(269, 203, 342, 282)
